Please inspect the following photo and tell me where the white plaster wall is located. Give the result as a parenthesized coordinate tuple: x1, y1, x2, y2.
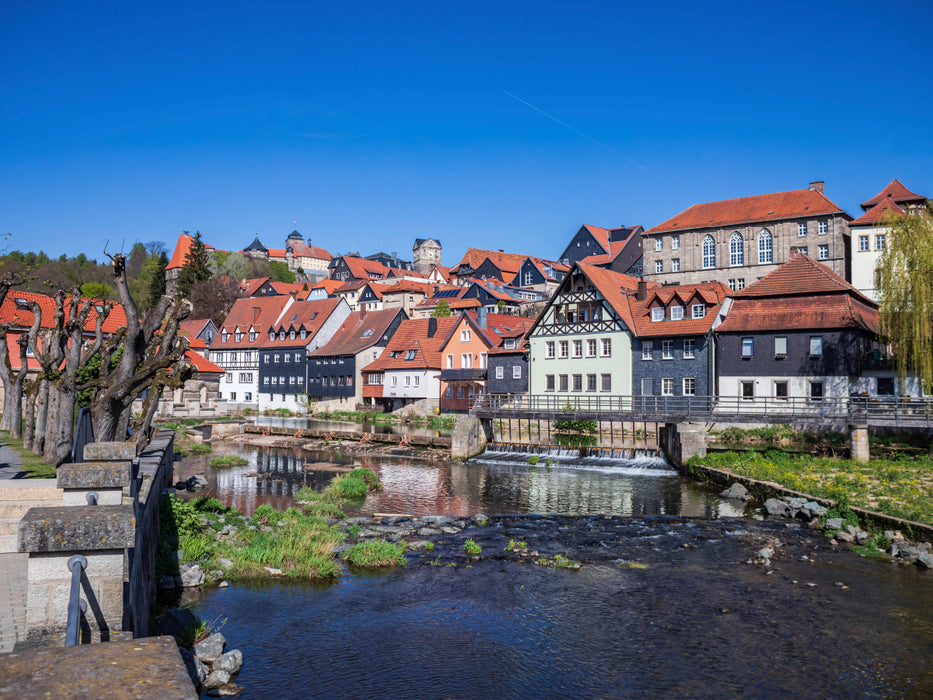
(383, 369, 440, 401)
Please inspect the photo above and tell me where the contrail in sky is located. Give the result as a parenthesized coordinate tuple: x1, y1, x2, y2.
(502, 90, 646, 170)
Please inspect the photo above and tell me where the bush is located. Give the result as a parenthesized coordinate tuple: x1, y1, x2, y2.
(464, 539, 481, 556)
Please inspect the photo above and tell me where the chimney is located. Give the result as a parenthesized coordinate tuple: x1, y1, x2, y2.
(636, 280, 648, 301)
(360, 304, 367, 319)
(428, 317, 437, 337)
(252, 307, 260, 324)
(477, 307, 487, 329)
(809, 180, 825, 194)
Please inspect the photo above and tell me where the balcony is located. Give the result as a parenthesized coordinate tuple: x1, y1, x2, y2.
(862, 350, 894, 371)
(441, 368, 488, 381)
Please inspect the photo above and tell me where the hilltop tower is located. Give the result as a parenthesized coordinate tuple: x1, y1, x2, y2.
(413, 238, 442, 275)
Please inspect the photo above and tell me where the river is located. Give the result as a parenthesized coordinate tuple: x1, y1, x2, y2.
(178, 439, 933, 698)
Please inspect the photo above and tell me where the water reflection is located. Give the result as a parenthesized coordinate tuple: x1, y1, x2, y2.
(180, 442, 741, 518)
(254, 415, 452, 438)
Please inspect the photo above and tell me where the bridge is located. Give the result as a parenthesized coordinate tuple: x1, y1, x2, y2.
(470, 394, 933, 429)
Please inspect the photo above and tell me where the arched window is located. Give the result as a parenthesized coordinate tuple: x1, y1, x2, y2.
(758, 229, 773, 264)
(702, 235, 716, 269)
(729, 232, 744, 266)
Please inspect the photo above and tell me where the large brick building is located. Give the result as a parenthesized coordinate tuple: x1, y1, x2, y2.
(642, 182, 851, 291)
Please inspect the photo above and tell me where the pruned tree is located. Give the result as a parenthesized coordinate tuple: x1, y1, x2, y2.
(877, 204, 933, 393)
(87, 252, 192, 449)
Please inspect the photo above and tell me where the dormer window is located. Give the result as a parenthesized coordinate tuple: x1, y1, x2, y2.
(671, 306, 684, 321)
(300, 329, 307, 340)
(651, 307, 664, 322)
(249, 330, 257, 342)
(405, 350, 416, 360)
(289, 330, 296, 340)
(279, 331, 286, 341)
(504, 338, 516, 349)
(221, 331, 229, 343)
(234, 331, 243, 342)
(269, 331, 275, 342)
(692, 303, 706, 319)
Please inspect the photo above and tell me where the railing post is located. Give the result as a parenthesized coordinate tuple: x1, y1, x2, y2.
(65, 554, 88, 646)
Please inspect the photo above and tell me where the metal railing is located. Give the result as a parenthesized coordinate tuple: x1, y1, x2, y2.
(470, 394, 933, 427)
(65, 555, 87, 646)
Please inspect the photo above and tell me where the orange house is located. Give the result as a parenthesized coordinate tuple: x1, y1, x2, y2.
(438, 310, 533, 411)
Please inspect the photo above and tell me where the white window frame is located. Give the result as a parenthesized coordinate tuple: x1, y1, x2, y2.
(545, 341, 555, 359)
(798, 222, 807, 237)
(819, 221, 828, 235)
(672, 258, 680, 272)
(642, 341, 653, 360)
(818, 244, 829, 260)
(651, 307, 664, 322)
(683, 377, 696, 396)
(691, 304, 706, 319)
(662, 340, 673, 359)
(758, 229, 773, 264)
(741, 337, 753, 357)
(661, 378, 674, 396)
(672, 235, 680, 250)
(729, 232, 744, 267)
(683, 339, 695, 359)
(671, 305, 684, 321)
(655, 260, 663, 274)
(702, 235, 716, 269)
(513, 365, 522, 379)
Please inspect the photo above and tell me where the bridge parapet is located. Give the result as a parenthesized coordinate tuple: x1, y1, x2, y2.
(15, 429, 175, 646)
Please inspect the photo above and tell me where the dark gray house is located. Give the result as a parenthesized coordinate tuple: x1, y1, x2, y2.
(558, 224, 644, 276)
(631, 281, 731, 400)
(307, 308, 407, 407)
(257, 298, 349, 411)
(486, 332, 529, 396)
(714, 253, 890, 401)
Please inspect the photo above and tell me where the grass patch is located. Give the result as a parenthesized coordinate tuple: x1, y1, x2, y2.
(189, 443, 212, 455)
(0, 430, 56, 478)
(506, 539, 528, 552)
(424, 541, 435, 552)
(527, 455, 540, 465)
(534, 554, 581, 569)
(463, 538, 481, 556)
(209, 455, 249, 468)
(690, 450, 933, 527)
(344, 540, 407, 569)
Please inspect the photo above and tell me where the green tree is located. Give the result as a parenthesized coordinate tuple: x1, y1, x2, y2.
(80, 282, 114, 300)
(431, 300, 451, 317)
(268, 260, 296, 283)
(147, 251, 168, 307)
(177, 231, 211, 297)
(877, 204, 933, 393)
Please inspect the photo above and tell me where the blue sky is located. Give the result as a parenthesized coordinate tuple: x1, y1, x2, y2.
(2, 0, 931, 266)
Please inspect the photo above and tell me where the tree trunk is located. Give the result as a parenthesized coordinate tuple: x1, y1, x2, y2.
(32, 379, 48, 456)
(22, 380, 38, 450)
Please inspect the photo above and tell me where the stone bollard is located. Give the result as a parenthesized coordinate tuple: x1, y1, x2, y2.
(57, 461, 132, 506)
(849, 424, 869, 464)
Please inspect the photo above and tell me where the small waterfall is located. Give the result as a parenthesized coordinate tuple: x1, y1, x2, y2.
(473, 443, 676, 475)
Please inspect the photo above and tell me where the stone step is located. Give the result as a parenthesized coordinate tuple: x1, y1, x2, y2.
(0, 500, 60, 519)
(0, 480, 61, 502)
(0, 518, 20, 536)
(0, 533, 19, 553)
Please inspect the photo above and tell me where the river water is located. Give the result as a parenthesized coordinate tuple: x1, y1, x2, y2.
(180, 441, 933, 698)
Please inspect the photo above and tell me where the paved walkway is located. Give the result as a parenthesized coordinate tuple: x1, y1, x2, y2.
(0, 552, 29, 652)
(0, 437, 27, 479)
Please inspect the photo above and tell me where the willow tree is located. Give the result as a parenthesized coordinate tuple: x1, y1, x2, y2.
(877, 203, 933, 393)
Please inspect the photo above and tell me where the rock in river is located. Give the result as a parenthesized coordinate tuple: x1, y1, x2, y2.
(213, 649, 243, 675)
(721, 483, 750, 501)
(194, 633, 226, 664)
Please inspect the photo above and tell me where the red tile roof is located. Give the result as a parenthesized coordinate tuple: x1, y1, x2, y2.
(451, 248, 528, 276)
(860, 179, 926, 210)
(644, 187, 847, 234)
(309, 308, 404, 358)
(178, 319, 213, 340)
(167, 233, 193, 270)
(731, 251, 872, 301)
(0, 290, 127, 334)
(267, 248, 287, 260)
(573, 263, 651, 332)
(213, 296, 294, 349)
(309, 279, 344, 295)
(238, 277, 272, 296)
(363, 317, 461, 372)
(629, 282, 730, 338)
(288, 241, 333, 260)
(717, 253, 878, 334)
(337, 256, 392, 280)
(185, 350, 225, 374)
(261, 298, 343, 348)
(582, 225, 611, 254)
(270, 282, 306, 296)
(849, 197, 906, 227)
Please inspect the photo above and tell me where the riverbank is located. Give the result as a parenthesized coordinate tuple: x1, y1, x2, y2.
(689, 449, 933, 529)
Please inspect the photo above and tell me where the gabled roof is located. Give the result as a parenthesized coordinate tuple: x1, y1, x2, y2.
(269, 282, 307, 297)
(178, 319, 214, 340)
(629, 282, 730, 338)
(716, 253, 878, 334)
(267, 248, 287, 260)
(309, 279, 344, 295)
(0, 290, 128, 334)
(336, 256, 392, 280)
(860, 179, 926, 210)
(414, 237, 441, 246)
(185, 350, 225, 374)
(576, 263, 649, 331)
(428, 265, 452, 282)
(511, 257, 570, 285)
(372, 280, 434, 296)
(309, 308, 405, 358)
(581, 225, 611, 254)
(213, 296, 293, 349)
(288, 241, 333, 260)
(261, 298, 343, 348)
(239, 277, 272, 296)
(849, 197, 906, 227)
(362, 317, 461, 372)
(731, 251, 872, 301)
(436, 312, 534, 354)
(644, 187, 847, 235)
(451, 248, 528, 275)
